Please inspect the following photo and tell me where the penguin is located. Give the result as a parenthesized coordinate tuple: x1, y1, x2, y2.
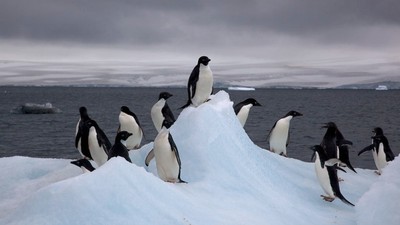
(180, 56, 213, 109)
(152, 120, 186, 183)
(75, 107, 111, 167)
(75, 106, 91, 156)
(145, 120, 174, 166)
(320, 122, 353, 159)
(108, 131, 132, 163)
(233, 98, 261, 127)
(311, 145, 355, 206)
(151, 92, 175, 132)
(358, 127, 395, 175)
(118, 106, 143, 150)
(70, 159, 95, 173)
(267, 110, 303, 157)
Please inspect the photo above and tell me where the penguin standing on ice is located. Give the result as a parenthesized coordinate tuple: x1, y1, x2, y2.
(267, 110, 303, 157)
(320, 122, 356, 173)
(70, 159, 96, 173)
(233, 98, 261, 127)
(311, 145, 355, 206)
(180, 56, 213, 109)
(75, 106, 111, 167)
(358, 127, 395, 175)
(108, 131, 133, 163)
(151, 92, 175, 132)
(118, 106, 143, 150)
(150, 120, 186, 183)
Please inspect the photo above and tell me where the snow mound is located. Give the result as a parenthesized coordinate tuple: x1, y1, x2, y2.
(356, 158, 400, 225)
(0, 91, 398, 225)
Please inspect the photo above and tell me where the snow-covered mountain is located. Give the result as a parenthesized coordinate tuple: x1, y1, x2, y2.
(1, 60, 399, 88)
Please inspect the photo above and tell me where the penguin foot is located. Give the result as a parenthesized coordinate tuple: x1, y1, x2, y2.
(374, 171, 382, 175)
(320, 195, 335, 202)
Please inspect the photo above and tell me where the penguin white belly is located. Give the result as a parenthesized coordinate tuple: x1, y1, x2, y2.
(154, 131, 180, 182)
(315, 154, 335, 198)
(119, 113, 143, 149)
(150, 100, 165, 132)
(191, 65, 213, 107)
(376, 143, 388, 173)
(236, 105, 251, 127)
(269, 120, 289, 155)
(88, 127, 108, 167)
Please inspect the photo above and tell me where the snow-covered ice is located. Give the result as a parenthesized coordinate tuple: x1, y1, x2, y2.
(0, 91, 398, 225)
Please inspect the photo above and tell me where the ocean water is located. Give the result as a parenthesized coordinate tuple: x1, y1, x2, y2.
(0, 86, 399, 169)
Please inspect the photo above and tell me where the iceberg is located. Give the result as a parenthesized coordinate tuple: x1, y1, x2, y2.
(0, 91, 398, 225)
(11, 102, 62, 114)
(227, 86, 256, 91)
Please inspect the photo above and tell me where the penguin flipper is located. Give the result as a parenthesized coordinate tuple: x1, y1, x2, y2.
(382, 138, 395, 161)
(180, 66, 199, 109)
(145, 149, 155, 167)
(188, 66, 199, 99)
(80, 125, 92, 160)
(327, 166, 354, 206)
(75, 130, 82, 148)
(95, 126, 112, 154)
(168, 134, 181, 166)
(338, 139, 353, 146)
(358, 144, 374, 156)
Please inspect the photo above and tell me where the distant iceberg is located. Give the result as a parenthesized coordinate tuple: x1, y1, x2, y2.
(11, 102, 62, 114)
(375, 85, 388, 91)
(227, 86, 256, 91)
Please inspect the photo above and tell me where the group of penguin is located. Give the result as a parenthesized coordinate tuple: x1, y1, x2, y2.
(72, 56, 396, 207)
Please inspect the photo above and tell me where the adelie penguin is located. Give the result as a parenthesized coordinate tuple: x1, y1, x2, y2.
(118, 106, 143, 150)
(146, 120, 186, 183)
(108, 131, 133, 163)
(319, 122, 355, 173)
(70, 159, 96, 173)
(267, 110, 302, 157)
(233, 98, 261, 127)
(151, 92, 175, 132)
(358, 127, 395, 175)
(75, 106, 111, 167)
(180, 56, 213, 109)
(311, 145, 355, 206)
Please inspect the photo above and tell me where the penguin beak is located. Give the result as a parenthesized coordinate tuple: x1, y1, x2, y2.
(321, 123, 330, 128)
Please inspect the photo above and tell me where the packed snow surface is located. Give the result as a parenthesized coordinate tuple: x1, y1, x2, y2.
(0, 91, 398, 225)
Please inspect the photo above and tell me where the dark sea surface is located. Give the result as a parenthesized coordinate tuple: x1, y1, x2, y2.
(1, 86, 399, 169)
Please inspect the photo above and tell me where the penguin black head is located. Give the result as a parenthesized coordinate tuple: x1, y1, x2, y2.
(159, 92, 173, 100)
(198, 56, 211, 66)
(120, 106, 131, 114)
(285, 110, 303, 118)
(373, 127, 384, 136)
(116, 131, 132, 142)
(243, 98, 262, 107)
(70, 159, 95, 172)
(79, 106, 89, 118)
(162, 120, 173, 129)
(322, 122, 337, 129)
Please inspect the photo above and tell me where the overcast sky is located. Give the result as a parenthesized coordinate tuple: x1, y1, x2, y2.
(0, 0, 399, 67)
